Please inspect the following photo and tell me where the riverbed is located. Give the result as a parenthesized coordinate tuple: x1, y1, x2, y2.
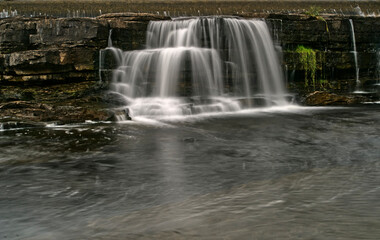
(1, 105, 379, 239)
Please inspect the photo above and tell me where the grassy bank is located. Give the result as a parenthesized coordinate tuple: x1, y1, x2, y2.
(1, 0, 379, 17)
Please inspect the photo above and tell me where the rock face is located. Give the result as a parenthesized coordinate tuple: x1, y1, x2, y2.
(0, 13, 169, 123)
(265, 14, 380, 94)
(0, 13, 169, 83)
(0, 13, 379, 123)
(1, 13, 378, 87)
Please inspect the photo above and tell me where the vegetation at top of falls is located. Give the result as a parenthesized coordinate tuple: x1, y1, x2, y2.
(305, 6, 329, 32)
(296, 45, 317, 89)
(305, 6, 321, 17)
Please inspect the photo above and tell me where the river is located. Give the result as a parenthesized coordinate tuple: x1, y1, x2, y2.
(1, 105, 379, 239)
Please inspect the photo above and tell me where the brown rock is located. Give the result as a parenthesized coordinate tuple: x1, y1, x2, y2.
(0, 101, 32, 109)
(97, 12, 169, 21)
(303, 91, 367, 106)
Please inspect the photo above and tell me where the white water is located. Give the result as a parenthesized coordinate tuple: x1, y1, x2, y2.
(100, 17, 289, 118)
(0, 9, 17, 18)
(349, 19, 360, 91)
(107, 29, 113, 48)
(376, 49, 380, 85)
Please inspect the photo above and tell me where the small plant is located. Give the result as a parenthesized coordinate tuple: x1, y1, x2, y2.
(296, 45, 317, 89)
(305, 6, 321, 17)
(305, 6, 329, 32)
(295, 45, 329, 90)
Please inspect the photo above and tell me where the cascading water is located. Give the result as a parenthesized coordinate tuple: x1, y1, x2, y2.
(0, 9, 17, 18)
(100, 17, 289, 119)
(376, 49, 380, 86)
(349, 19, 360, 90)
(107, 29, 113, 47)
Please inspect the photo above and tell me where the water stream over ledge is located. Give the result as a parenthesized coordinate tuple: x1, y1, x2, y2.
(100, 17, 289, 119)
(349, 19, 361, 92)
(1, 106, 380, 239)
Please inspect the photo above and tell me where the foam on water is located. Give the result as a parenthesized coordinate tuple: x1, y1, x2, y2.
(131, 105, 343, 124)
(353, 90, 374, 94)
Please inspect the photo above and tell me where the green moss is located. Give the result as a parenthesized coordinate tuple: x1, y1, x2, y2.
(294, 46, 330, 90)
(296, 45, 317, 89)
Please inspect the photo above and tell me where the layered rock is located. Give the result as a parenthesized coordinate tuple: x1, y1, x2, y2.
(0, 13, 169, 123)
(0, 13, 379, 123)
(266, 14, 380, 94)
(0, 13, 169, 83)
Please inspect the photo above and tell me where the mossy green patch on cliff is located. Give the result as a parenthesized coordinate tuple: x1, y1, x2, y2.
(296, 45, 317, 89)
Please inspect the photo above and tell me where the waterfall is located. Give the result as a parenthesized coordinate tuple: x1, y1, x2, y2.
(349, 19, 360, 90)
(376, 49, 380, 85)
(108, 29, 113, 48)
(100, 17, 289, 118)
(0, 9, 18, 18)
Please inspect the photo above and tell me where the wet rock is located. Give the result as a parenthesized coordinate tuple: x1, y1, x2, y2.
(0, 101, 32, 109)
(107, 108, 132, 121)
(0, 13, 379, 122)
(0, 89, 34, 101)
(123, 108, 132, 120)
(303, 91, 369, 106)
(0, 83, 113, 124)
(102, 92, 130, 107)
(0, 102, 111, 124)
(0, 121, 45, 130)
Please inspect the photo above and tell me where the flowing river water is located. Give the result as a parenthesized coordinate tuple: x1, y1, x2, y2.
(1, 105, 379, 239)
